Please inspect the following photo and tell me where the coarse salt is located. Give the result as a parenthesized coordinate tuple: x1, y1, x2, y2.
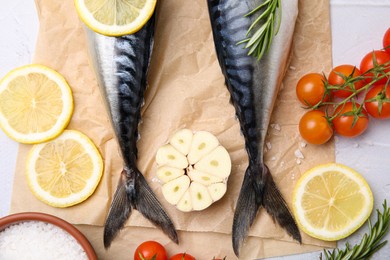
(294, 149, 305, 159)
(270, 123, 281, 131)
(0, 221, 88, 260)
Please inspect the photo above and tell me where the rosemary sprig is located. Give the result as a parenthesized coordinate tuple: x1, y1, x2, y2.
(321, 200, 390, 260)
(238, 0, 281, 60)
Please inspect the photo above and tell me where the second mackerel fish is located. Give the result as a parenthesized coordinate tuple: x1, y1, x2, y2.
(85, 16, 178, 248)
(207, 0, 301, 256)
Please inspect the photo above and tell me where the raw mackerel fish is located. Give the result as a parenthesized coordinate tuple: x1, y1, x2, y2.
(86, 16, 178, 248)
(207, 0, 301, 256)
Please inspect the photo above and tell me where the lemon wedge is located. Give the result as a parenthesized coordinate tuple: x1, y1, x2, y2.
(26, 130, 104, 207)
(0, 64, 73, 144)
(74, 0, 157, 36)
(292, 163, 373, 241)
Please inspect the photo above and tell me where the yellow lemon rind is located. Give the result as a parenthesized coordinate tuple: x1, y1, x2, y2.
(74, 0, 157, 37)
(0, 64, 74, 144)
(26, 130, 104, 208)
(292, 163, 373, 241)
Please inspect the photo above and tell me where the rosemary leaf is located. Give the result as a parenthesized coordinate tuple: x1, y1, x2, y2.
(239, 0, 281, 60)
(321, 200, 390, 260)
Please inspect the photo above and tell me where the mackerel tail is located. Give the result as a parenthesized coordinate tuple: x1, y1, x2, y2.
(85, 16, 178, 248)
(207, 0, 301, 256)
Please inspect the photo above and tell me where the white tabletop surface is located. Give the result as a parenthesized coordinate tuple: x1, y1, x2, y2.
(0, 0, 389, 259)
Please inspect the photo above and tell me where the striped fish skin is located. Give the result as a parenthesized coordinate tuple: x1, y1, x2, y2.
(207, 0, 301, 256)
(86, 17, 178, 248)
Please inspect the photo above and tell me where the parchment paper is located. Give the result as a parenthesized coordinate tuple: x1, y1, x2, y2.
(10, 0, 335, 259)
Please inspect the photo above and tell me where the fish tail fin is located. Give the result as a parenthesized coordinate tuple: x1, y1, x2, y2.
(262, 165, 302, 243)
(232, 164, 263, 256)
(103, 170, 132, 248)
(133, 168, 179, 244)
(103, 168, 178, 248)
(232, 163, 301, 256)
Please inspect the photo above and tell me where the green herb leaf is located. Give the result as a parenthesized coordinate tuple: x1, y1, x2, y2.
(239, 0, 281, 60)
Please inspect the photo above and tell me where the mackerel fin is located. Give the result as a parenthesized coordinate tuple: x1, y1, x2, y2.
(103, 168, 178, 248)
(232, 164, 301, 256)
(103, 170, 132, 248)
(263, 169, 302, 244)
(232, 166, 262, 256)
(134, 170, 179, 244)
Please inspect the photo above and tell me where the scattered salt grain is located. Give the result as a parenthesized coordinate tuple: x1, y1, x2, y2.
(296, 158, 302, 165)
(289, 66, 296, 71)
(294, 149, 304, 159)
(271, 156, 276, 161)
(291, 172, 295, 180)
(0, 221, 87, 260)
(270, 123, 281, 131)
(266, 142, 272, 150)
(151, 177, 160, 183)
(299, 141, 307, 148)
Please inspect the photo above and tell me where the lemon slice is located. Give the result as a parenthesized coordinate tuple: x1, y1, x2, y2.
(292, 163, 373, 241)
(0, 65, 73, 144)
(74, 0, 157, 36)
(26, 130, 104, 207)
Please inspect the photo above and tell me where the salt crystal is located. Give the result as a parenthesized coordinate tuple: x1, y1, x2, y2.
(271, 156, 276, 161)
(296, 159, 301, 165)
(291, 172, 295, 180)
(266, 142, 272, 150)
(294, 149, 304, 159)
(271, 123, 281, 131)
(290, 66, 296, 70)
(280, 161, 285, 167)
(151, 177, 160, 183)
(300, 141, 307, 148)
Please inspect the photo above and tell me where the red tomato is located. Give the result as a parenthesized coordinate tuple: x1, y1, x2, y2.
(332, 102, 369, 137)
(296, 73, 329, 107)
(328, 64, 365, 98)
(360, 50, 390, 85)
(299, 110, 333, 145)
(169, 253, 196, 260)
(134, 241, 168, 260)
(384, 27, 390, 55)
(364, 85, 390, 119)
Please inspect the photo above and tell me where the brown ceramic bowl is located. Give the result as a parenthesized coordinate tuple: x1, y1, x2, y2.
(0, 212, 97, 260)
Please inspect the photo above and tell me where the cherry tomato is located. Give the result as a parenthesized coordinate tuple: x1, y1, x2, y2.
(332, 102, 369, 137)
(360, 50, 390, 85)
(384, 27, 390, 55)
(296, 73, 329, 106)
(364, 85, 390, 119)
(134, 241, 167, 260)
(169, 253, 196, 260)
(328, 64, 365, 98)
(299, 110, 333, 145)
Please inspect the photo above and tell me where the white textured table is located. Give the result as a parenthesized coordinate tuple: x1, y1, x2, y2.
(1, 0, 389, 259)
